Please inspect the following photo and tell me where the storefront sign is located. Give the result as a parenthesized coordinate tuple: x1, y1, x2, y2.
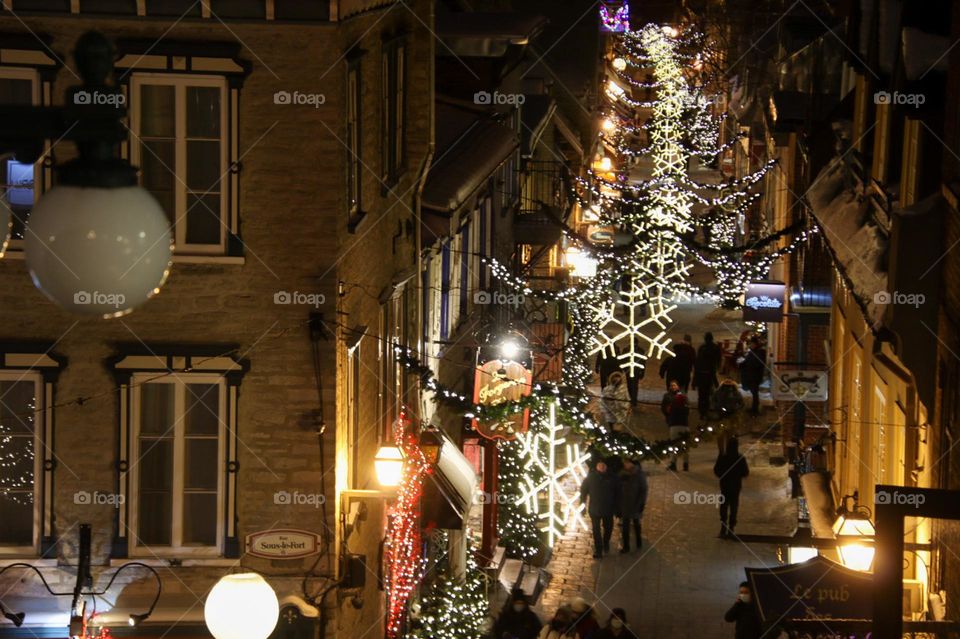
(743, 281, 785, 323)
(472, 358, 532, 440)
(246, 529, 321, 559)
(773, 368, 829, 402)
(746, 556, 873, 623)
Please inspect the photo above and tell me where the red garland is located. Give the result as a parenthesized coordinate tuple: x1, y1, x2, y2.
(384, 414, 432, 639)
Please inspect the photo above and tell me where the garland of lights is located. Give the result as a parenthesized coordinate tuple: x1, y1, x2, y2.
(497, 439, 543, 559)
(385, 417, 432, 639)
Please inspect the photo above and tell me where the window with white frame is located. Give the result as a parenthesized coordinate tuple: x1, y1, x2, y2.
(0, 66, 40, 247)
(129, 375, 225, 554)
(130, 74, 228, 254)
(0, 372, 42, 552)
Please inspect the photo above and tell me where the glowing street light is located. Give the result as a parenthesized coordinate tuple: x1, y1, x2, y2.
(205, 574, 279, 639)
(374, 446, 404, 487)
(612, 57, 627, 71)
(833, 496, 876, 572)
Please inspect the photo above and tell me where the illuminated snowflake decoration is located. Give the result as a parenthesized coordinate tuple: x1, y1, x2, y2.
(515, 402, 590, 546)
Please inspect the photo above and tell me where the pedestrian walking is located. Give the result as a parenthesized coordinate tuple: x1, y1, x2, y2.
(570, 598, 600, 639)
(493, 588, 542, 639)
(712, 378, 745, 454)
(618, 458, 648, 552)
(538, 606, 580, 639)
(738, 337, 766, 416)
(724, 582, 763, 639)
(601, 372, 631, 430)
(659, 334, 695, 392)
(661, 380, 690, 471)
(594, 346, 622, 389)
(594, 609, 638, 639)
(580, 461, 621, 558)
(692, 332, 722, 420)
(714, 437, 749, 538)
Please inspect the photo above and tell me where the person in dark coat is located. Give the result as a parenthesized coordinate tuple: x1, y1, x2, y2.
(569, 598, 599, 639)
(724, 582, 762, 639)
(661, 380, 690, 471)
(618, 458, 648, 552)
(693, 332, 723, 419)
(594, 346, 622, 389)
(738, 337, 766, 416)
(659, 334, 696, 392)
(714, 437, 749, 538)
(494, 588, 542, 639)
(580, 461, 621, 558)
(712, 378, 745, 454)
(594, 608, 638, 639)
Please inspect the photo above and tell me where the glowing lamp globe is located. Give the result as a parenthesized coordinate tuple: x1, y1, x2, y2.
(601, 117, 616, 133)
(833, 512, 875, 571)
(25, 186, 172, 318)
(205, 574, 279, 639)
(612, 57, 627, 71)
(374, 445, 404, 487)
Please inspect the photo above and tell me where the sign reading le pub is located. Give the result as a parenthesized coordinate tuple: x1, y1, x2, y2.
(747, 556, 873, 624)
(246, 529, 321, 559)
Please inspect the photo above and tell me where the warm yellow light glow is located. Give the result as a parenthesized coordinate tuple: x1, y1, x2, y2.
(662, 26, 678, 37)
(374, 446, 404, 487)
(205, 574, 279, 639)
(833, 513, 876, 571)
(787, 546, 818, 564)
(606, 80, 625, 99)
(838, 543, 875, 572)
(602, 117, 617, 132)
(565, 247, 598, 278)
(612, 57, 627, 71)
(599, 157, 613, 172)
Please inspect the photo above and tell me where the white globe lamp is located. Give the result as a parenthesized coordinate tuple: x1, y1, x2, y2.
(26, 186, 172, 318)
(205, 574, 279, 639)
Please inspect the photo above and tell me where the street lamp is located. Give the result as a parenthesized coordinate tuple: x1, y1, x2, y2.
(204, 574, 279, 639)
(0, 31, 172, 318)
(834, 493, 875, 571)
(612, 57, 627, 71)
(374, 445, 404, 487)
(564, 246, 598, 278)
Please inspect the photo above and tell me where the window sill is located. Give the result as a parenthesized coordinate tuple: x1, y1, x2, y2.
(0, 558, 58, 567)
(110, 558, 236, 567)
(0, 250, 245, 266)
(347, 210, 368, 234)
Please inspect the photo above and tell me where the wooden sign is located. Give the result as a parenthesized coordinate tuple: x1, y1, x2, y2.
(245, 528, 321, 559)
(471, 358, 532, 440)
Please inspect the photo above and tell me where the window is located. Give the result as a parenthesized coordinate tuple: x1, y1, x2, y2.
(130, 75, 228, 254)
(111, 352, 245, 558)
(346, 60, 363, 223)
(0, 67, 40, 247)
(381, 39, 406, 185)
(129, 375, 225, 554)
(0, 372, 42, 552)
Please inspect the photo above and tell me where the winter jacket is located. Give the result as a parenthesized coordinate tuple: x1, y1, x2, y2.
(537, 626, 579, 639)
(580, 469, 621, 518)
(660, 390, 690, 426)
(594, 350, 621, 380)
(601, 382, 631, 426)
(724, 600, 762, 639)
(694, 341, 723, 377)
(660, 343, 695, 384)
(712, 383, 745, 415)
(714, 451, 749, 492)
(494, 608, 543, 639)
(593, 626, 639, 639)
(618, 466, 648, 520)
(739, 347, 766, 387)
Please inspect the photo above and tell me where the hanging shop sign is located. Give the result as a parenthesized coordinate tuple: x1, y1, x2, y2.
(599, 1, 629, 32)
(245, 528, 321, 559)
(772, 366, 829, 402)
(742, 281, 785, 323)
(746, 555, 873, 623)
(472, 358, 533, 440)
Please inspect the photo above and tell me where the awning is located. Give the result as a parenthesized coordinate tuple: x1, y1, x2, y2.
(422, 117, 518, 214)
(799, 469, 836, 538)
(436, 12, 548, 57)
(805, 156, 887, 328)
(421, 431, 479, 530)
